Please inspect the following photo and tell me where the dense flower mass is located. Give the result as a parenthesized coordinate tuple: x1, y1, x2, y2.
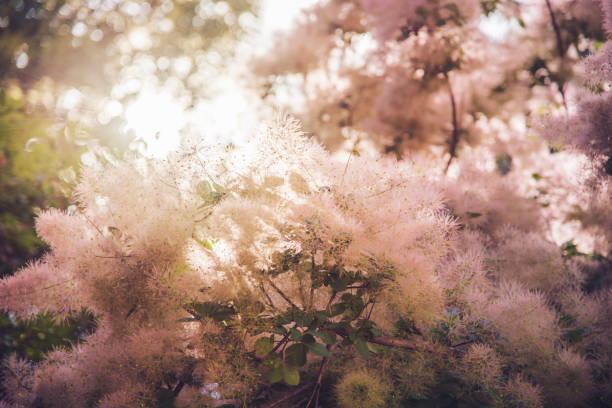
(0, 0, 611, 407)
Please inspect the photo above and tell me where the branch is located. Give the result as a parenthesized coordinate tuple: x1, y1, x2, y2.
(545, 0, 568, 111)
(306, 346, 330, 408)
(267, 278, 301, 310)
(258, 282, 278, 311)
(325, 291, 337, 312)
(366, 300, 376, 320)
(262, 382, 316, 408)
(309, 251, 316, 310)
(330, 327, 431, 351)
(450, 339, 474, 349)
(270, 330, 292, 355)
(94, 254, 133, 259)
(173, 380, 184, 396)
(212, 400, 242, 408)
(80, 209, 104, 237)
(545, 0, 565, 59)
(368, 335, 433, 351)
(444, 72, 459, 174)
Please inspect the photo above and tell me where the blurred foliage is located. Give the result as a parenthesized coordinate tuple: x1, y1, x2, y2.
(0, 0, 257, 119)
(0, 86, 82, 277)
(0, 0, 257, 380)
(0, 0, 254, 86)
(0, 310, 96, 362)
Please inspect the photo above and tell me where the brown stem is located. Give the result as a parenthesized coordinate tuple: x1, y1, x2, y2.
(545, 0, 568, 111)
(270, 331, 292, 355)
(262, 382, 316, 408)
(267, 279, 301, 310)
(125, 303, 139, 319)
(450, 339, 474, 349)
(369, 336, 432, 351)
(309, 251, 316, 309)
(212, 399, 242, 408)
(545, 0, 565, 59)
(306, 350, 330, 408)
(366, 300, 376, 320)
(80, 210, 104, 237)
(258, 282, 278, 311)
(173, 380, 185, 396)
(444, 72, 459, 174)
(331, 327, 430, 351)
(325, 291, 337, 312)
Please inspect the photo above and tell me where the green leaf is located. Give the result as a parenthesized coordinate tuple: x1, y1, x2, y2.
(366, 342, 378, 354)
(307, 342, 329, 357)
(285, 343, 308, 367)
(254, 337, 274, 358)
(313, 310, 329, 324)
(263, 356, 279, 368)
(194, 237, 213, 250)
(331, 278, 348, 292)
(155, 388, 175, 408)
(290, 328, 303, 341)
(301, 333, 315, 345)
(329, 303, 345, 316)
(466, 212, 482, 218)
(355, 338, 370, 360)
(268, 366, 283, 383)
(283, 364, 300, 386)
(189, 301, 236, 322)
(313, 330, 336, 345)
(295, 311, 313, 327)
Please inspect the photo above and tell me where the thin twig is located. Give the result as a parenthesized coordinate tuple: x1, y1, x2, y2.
(211, 399, 242, 408)
(366, 300, 376, 320)
(80, 209, 104, 237)
(450, 339, 474, 349)
(365, 179, 411, 198)
(331, 327, 430, 351)
(444, 72, 459, 174)
(94, 254, 133, 259)
(368, 335, 432, 351)
(270, 331, 292, 355)
(325, 291, 337, 312)
(258, 282, 278, 311)
(262, 382, 316, 408)
(545, 0, 565, 59)
(309, 251, 316, 310)
(545, 0, 568, 111)
(173, 380, 185, 396)
(340, 149, 353, 186)
(306, 346, 330, 408)
(267, 279, 301, 310)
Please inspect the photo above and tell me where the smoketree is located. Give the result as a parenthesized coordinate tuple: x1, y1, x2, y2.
(1, 0, 611, 407)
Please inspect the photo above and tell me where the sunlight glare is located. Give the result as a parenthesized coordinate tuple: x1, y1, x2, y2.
(478, 11, 521, 42)
(124, 90, 186, 156)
